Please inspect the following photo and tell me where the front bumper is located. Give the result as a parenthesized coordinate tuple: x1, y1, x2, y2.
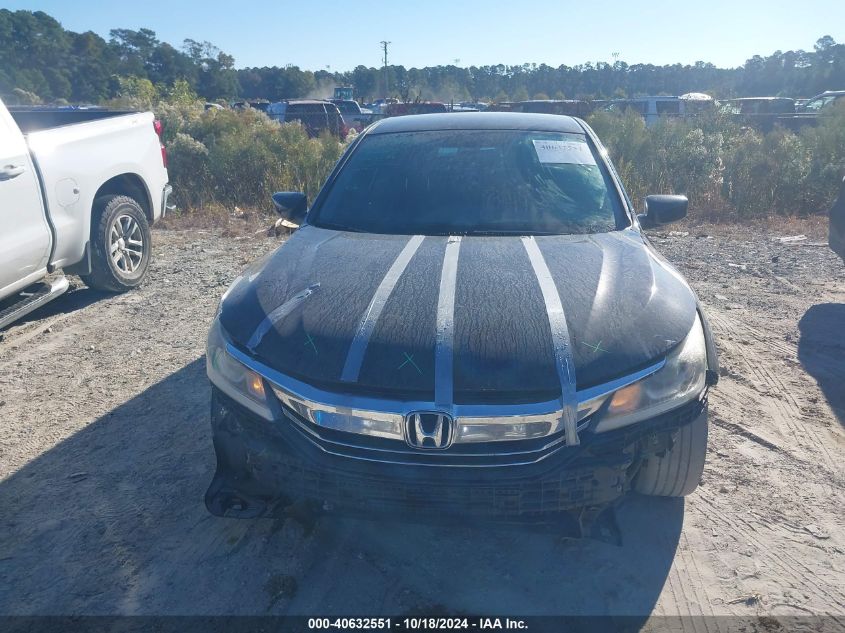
(205, 387, 707, 523)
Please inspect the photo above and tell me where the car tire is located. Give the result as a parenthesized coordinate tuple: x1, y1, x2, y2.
(633, 407, 708, 497)
(81, 195, 152, 292)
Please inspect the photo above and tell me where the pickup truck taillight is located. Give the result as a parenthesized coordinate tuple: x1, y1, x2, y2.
(153, 119, 168, 168)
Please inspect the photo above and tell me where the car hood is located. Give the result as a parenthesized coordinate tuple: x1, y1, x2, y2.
(218, 225, 698, 402)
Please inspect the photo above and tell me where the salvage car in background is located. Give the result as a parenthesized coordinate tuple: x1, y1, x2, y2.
(384, 101, 448, 116)
(205, 113, 719, 529)
(266, 100, 348, 138)
(329, 99, 373, 132)
(605, 93, 714, 126)
(513, 99, 594, 118)
(0, 98, 171, 328)
(718, 97, 795, 132)
(779, 90, 845, 130)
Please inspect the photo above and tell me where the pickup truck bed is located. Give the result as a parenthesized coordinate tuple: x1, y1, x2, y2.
(6, 107, 139, 133)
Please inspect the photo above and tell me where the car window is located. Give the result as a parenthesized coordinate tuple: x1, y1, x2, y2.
(611, 101, 647, 115)
(657, 100, 680, 115)
(311, 130, 624, 235)
(288, 104, 325, 113)
(740, 101, 760, 114)
(803, 96, 835, 111)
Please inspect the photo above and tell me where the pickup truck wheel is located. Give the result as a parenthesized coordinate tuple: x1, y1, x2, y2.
(81, 195, 151, 292)
(633, 407, 708, 497)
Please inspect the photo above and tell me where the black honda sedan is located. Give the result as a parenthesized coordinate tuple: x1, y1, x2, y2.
(205, 113, 719, 524)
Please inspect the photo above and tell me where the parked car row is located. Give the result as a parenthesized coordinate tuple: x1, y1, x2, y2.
(717, 91, 845, 131)
(204, 89, 845, 139)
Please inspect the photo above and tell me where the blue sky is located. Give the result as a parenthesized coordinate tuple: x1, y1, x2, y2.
(5, 0, 844, 71)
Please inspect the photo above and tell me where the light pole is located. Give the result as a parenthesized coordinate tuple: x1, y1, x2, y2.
(380, 40, 391, 97)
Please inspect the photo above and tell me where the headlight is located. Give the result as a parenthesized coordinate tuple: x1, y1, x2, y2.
(592, 313, 707, 432)
(207, 318, 273, 420)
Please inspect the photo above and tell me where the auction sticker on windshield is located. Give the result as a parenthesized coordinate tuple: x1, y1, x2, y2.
(532, 139, 596, 165)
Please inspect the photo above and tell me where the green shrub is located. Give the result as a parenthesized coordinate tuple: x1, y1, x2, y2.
(799, 103, 845, 212)
(158, 104, 346, 213)
(723, 128, 811, 215)
(588, 107, 845, 217)
(166, 133, 211, 210)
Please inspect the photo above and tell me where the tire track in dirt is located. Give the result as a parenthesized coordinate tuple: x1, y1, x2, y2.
(660, 531, 725, 632)
(706, 308, 838, 470)
(694, 491, 845, 612)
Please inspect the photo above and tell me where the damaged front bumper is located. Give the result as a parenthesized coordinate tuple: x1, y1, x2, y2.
(205, 387, 707, 525)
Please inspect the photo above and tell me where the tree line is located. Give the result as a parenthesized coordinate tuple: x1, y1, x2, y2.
(1, 9, 844, 105)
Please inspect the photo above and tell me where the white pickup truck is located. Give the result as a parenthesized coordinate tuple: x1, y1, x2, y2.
(0, 99, 171, 329)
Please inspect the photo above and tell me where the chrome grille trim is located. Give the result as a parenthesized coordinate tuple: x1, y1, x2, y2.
(280, 404, 579, 458)
(226, 343, 665, 447)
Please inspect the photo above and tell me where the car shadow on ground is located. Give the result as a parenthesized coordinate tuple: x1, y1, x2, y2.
(798, 303, 845, 426)
(0, 358, 682, 624)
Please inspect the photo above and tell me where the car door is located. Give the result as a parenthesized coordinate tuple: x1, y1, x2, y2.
(0, 106, 52, 295)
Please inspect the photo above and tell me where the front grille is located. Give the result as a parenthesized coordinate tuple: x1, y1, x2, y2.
(211, 389, 706, 519)
(278, 401, 580, 467)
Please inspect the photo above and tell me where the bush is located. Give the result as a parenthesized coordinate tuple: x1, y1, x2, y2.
(723, 128, 811, 215)
(158, 104, 346, 213)
(588, 107, 845, 217)
(9, 87, 42, 105)
(799, 104, 845, 212)
(166, 133, 210, 210)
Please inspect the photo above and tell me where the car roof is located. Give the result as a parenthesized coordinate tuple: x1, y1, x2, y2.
(519, 99, 585, 104)
(726, 97, 794, 102)
(286, 99, 330, 105)
(622, 96, 680, 101)
(368, 112, 585, 135)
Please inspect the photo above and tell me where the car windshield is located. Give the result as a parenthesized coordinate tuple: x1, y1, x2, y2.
(336, 101, 358, 113)
(803, 95, 836, 111)
(310, 129, 625, 235)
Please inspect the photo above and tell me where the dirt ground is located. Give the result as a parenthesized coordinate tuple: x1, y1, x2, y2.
(0, 220, 843, 627)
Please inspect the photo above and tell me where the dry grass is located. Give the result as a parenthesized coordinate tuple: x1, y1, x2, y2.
(678, 210, 830, 240)
(157, 203, 276, 237)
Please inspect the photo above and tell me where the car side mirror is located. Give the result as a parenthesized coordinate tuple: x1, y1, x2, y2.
(638, 194, 688, 228)
(271, 192, 308, 225)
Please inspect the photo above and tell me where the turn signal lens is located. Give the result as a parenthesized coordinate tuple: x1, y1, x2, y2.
(247, 371, 266, 400)
(608, 382, 642, 414)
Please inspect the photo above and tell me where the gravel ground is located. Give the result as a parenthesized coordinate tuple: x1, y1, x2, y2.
(0, 221, 843, 627)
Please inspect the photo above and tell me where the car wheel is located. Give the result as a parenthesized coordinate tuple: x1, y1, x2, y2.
(633, 407, 708, 497)
(81, 195, 152, 292)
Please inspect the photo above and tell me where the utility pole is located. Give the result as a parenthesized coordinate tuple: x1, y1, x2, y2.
(380, 40, 391, 97)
